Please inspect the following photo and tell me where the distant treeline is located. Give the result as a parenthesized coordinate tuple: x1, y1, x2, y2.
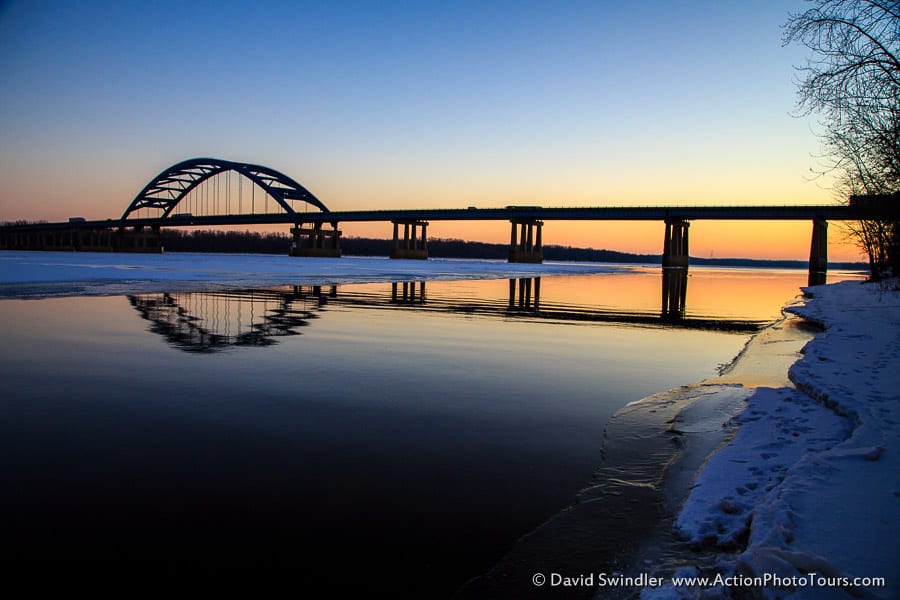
(160, 229, 865, 269)
(159, 229, 659, 262)
(161, 229, 295, 254)
(1, 219, 48, 226)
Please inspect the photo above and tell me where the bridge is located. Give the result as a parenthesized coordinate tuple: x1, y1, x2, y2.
(1, 157, 896, 284)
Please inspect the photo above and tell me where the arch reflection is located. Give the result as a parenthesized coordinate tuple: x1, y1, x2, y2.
(128, 288, 322, 352)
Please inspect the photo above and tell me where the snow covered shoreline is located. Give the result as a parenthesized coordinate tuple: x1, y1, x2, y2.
(645, 280, 899, 599)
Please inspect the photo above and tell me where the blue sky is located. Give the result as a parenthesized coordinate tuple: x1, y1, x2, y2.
(0, 0, 857, 259)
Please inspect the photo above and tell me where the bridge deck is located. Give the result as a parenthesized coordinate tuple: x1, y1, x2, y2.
(0, 204, 883, 232)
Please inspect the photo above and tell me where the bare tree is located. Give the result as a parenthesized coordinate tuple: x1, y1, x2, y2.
(784, 0, 900, 278)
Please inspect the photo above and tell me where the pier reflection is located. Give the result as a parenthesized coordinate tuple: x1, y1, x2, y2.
(508, 278, 540, 312)
(661, 267, 688, 321)
(294, 284, 338, 305)
(391, 281, 426, 304)
(129, 271, 763, 352)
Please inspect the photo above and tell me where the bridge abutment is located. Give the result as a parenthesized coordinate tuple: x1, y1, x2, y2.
(290, 222, 342, 257)
(508, 219, 543, 263)
(808, 218, 828, 286)
(391, 220, 429, 259)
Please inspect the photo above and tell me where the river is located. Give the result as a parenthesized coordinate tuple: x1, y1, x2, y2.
(0, 259, 863, 595)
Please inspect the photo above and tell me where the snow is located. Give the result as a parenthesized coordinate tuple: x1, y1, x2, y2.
(0, 250, 626, 297)
(649, 280, 900, 599)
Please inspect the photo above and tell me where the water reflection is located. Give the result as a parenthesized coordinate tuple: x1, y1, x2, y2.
(508, 277, 540, 312)
(1, 267, 844, 594)
(129, 271, 765, 352)
(661, 267, 688, 321)
(391, 280, 426, 304)
(294, 284, 339, 304)
(128, 288, 322, 352)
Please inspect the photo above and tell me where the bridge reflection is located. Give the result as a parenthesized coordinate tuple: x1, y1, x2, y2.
(509, 278, 540, 311)
(504, 270, 693, 325)
(128, 289, 321, 352)
(662, 267, 688, 321)
(391, 281, 426, 304)
(129, 271, 758, 352)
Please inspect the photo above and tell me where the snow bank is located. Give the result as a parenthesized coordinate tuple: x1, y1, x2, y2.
(0, 251, 625, 297)
(672, 387, 851, 552)
(651, 280, 899, 599)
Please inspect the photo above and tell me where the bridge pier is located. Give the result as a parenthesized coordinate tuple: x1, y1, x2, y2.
(118, 226, 163, 253)
(808, 218, 828, 286)
(290, 222, 342, 257)
(508, 219, 543, 263)
(662, 219, 690, 268)
(391, 220, 429, 259)
(71, 228, 115, 252)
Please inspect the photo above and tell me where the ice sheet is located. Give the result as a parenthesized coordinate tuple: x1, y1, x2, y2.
(0, 251, 629, 298)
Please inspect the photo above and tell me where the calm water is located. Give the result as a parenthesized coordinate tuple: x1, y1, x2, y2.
(0, 266, 860, 593)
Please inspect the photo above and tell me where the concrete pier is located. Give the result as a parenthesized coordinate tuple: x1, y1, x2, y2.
(662, 219, 690, 268)
(508, 219, 543, 263)
(290, 222, 342, 257)
(391, 220, 429, 259)
(118, 226, 163, 253)
(808, 218, 828, 286)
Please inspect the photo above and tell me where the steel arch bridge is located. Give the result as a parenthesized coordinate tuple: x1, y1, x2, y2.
(120, 157, 330, 223)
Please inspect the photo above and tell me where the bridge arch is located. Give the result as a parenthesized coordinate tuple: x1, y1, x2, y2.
(120, 158, 329, 223)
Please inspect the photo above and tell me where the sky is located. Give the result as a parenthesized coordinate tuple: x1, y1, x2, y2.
(0, 0, 866, 261)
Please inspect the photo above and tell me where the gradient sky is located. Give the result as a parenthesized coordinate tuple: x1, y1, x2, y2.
(0, 1, 865, 260)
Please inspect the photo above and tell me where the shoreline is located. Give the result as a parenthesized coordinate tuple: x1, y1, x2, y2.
(638, 279, 899, 599)
(606, 310, 819, 597)
(454, 296, 817, 599)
